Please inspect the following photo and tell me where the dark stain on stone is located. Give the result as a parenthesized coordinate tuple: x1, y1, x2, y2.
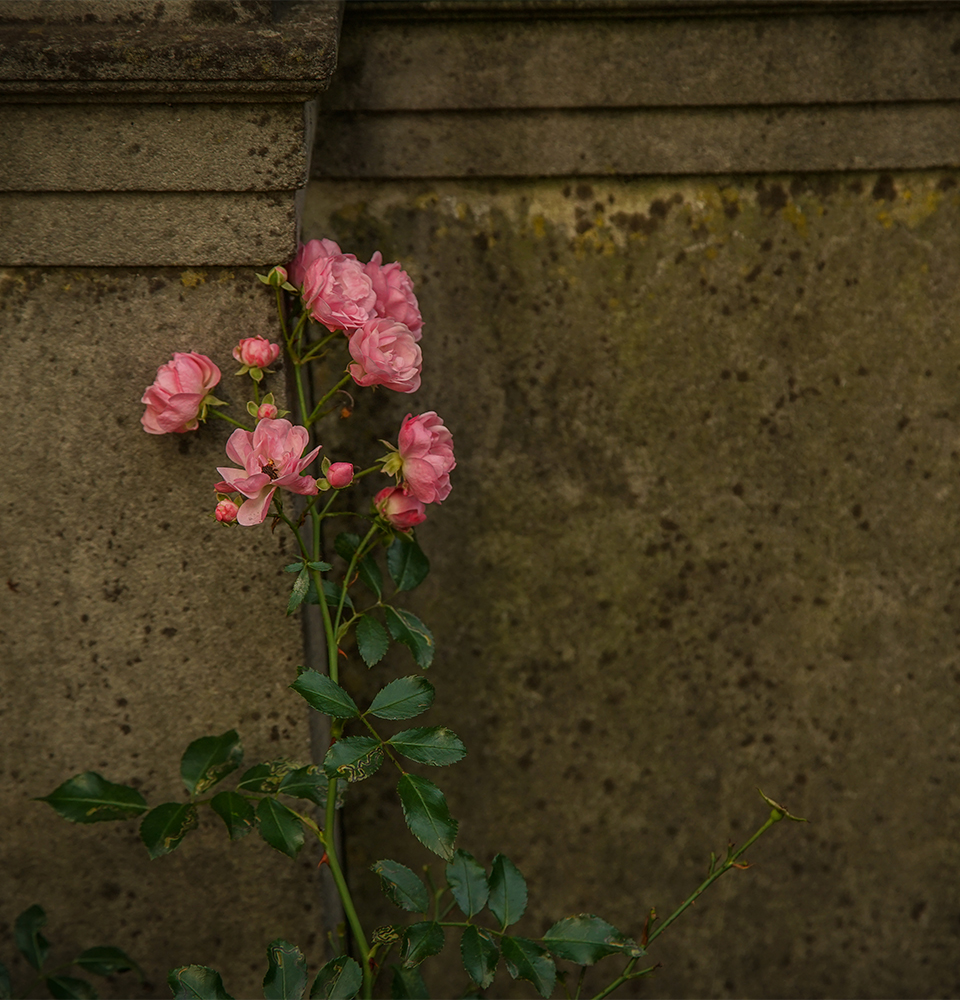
(732, 483, 744, 497)
(898, 416, 911, 431)
(575, 183, 594, 200)
(857, 365, 869, 376)
(723, 199, 740, 219)
(938, 176, 957, 191)
(872, 174, 897, 202)
(760, 238, 773, 252)
(745, 264, 762, 283)
(660, 517, 679, 531)
(161, 627, 177, 637)
(611, 211, 658, 235)
(736, 370, 749, 382)
(756, 180, 788, 215)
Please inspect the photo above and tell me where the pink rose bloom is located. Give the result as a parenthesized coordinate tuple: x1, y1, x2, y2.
(397, 412, 455, 504)
(141, 352, 221, 435)
(363, 251, 423, 340)
(233, 336, 281, 369)
(215, 418, 320, 526)
(375, 486, 426, 531)
(326, 462, 354, 489)
(215, 499, 239, 523)
(256, 401, 279, 420)
(301, 253, 376, 333)
(289, 238, 342, 288)
(348, 317, 422, 394)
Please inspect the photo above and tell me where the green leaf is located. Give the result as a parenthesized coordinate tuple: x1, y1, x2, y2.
(0, 960, 11, 1000)
(384, 608, 434, 669)
(263, 939, 307, 1000)
(46, 976, 97, 999)
(284, 562, 304, 573)
(400, 922, 444, 968)
(309, 956, 362, 999)
(180, 730, 243, 796)
(387, 727, 466, 767)
(15, 905, 48, 971)
(167, 966, 234, 1000)
(74, 946, 143, 979)
(334, 532, 360, 561)
(371, 859, 430, 913)
(368, 676, 435, 721)
(323, 737, 383, 782)
(356, 615, 390, 668)
(542, 914, 644, 965)
(308, 561, 333, 572)
(322, 580, 354, 613)
(397, 774, 458, 861)
(139, 803, 199, 859)
(389, 965, 428, 1000)
(488, 854, 528, 929)
(278, 766, 329, 806)
(501, 937, 556, 999)
(358, 555, 383, 600)
(387, 537, 430, 592)
(287, 567, 311, 614)
(236, 760, 295, 795)
(256, 798, 304, 858)
(291, 671, 360, 718)
(210, 791, 256, 840)
(37, 772, 147, 823)
(460, 926, 498, 990)
(446, 850, 489, 918)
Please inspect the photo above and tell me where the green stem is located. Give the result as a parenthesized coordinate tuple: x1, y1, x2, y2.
(306, 373, 353, 427)
(335, 524, 380, 636)
(207, 408, 253, 431)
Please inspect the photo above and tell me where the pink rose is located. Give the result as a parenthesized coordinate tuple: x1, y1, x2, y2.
(215, 418, 320, 526)
(233, 336, 281, 370)
(363, 251, 423, 340)
(326, 463, 354, 489)
(215, 499, 239, 523)
(348, 318, 422, 394)
(301, 253, 376, 333)
(256, 401, 279, 420)
(289, 238, 342, 288)
(375, 486, 426, 531)
(397, 412, 455, 504)
(141, 352, 221, 435)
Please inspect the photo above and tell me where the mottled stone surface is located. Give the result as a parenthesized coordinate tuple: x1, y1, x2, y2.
(0, 269, 319, 999)
(305, 171, 960, 998)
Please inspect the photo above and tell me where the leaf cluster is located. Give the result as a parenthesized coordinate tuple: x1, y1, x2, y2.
(1, 905, 141, 1000)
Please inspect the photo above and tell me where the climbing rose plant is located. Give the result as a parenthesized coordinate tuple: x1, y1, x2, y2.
(39, 240, 804, 1000)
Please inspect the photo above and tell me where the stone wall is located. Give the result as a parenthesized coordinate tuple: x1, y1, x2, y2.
(306, 3, 960, 997)
(0, 3, 340, 997)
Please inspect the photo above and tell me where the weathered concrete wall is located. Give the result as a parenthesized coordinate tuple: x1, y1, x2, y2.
(0, 3, 340, 996)
(305, 4, 960, 997)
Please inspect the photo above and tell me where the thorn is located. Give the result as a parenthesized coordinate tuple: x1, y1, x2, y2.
(367, 956, 378, 972)
(731, 861, 752, 870)
(338, 647, 347, 658)
(318, 852, 329, 868)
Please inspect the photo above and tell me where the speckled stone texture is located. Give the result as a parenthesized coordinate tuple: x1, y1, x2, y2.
(305, 171, 960, 998)
(0, 268, 320, 999)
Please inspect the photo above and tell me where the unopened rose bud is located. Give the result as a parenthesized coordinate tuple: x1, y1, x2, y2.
(257, 401, 279, 420)
(326, 462, 354, 489)
(233, 336, 281, 371)
(374, 486, 426, 531)
(215, 498, 239, 523)
(267, 266, 288, 288)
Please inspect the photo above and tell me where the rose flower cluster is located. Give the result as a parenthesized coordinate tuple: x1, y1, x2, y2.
(139, 239, 455, 530)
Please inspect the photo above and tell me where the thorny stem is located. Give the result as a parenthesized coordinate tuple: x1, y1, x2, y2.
(307, 373, 353, 427)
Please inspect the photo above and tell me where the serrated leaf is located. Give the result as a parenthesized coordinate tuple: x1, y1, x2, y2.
(334, 532, 360, 561)
(309, 956, 362, 999)
(501, 937, 556, 999)
(284, 562, 304, 573)
(446, 850, 489, 918)
(389, 965, 428, 1000)
(400, 922, 444, 968)
(263, 939, 307, 1000)
(256, 798, 304, 858)
(139, 803, 199, 859)
(387, 537, 430, 592)
(37, 773, 147, 824)
(278, 766, 329, 806)
(368, 676, 435, 721)
(15, 905, 48, 971)
(291, 671, 360, 718)
(356, 615, 390, 668)
(323, 737, 383, 782)
(384, 607, 434, 669)
(542, 914, 644, 965)
(460, 926, 498, 989)
(236, 760, 295, 795)
(358, 555, 383, 599)
(287, 567, 311, 614)
(488, 854, 528, 929)
(397, 774, 457, 861)
(323, 580, 354, 613)
(74, 946, 143, 979)
(167, 966, 234, 1000)
(371, 859, 430, 913)
(307, 561, 333, 572)
(0, 960, 11, 1000)
(180, 730, 243, 796)
(46, 976, 97, 999)
(210, 791, 256, 840)
(387, 727, 466, 767)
